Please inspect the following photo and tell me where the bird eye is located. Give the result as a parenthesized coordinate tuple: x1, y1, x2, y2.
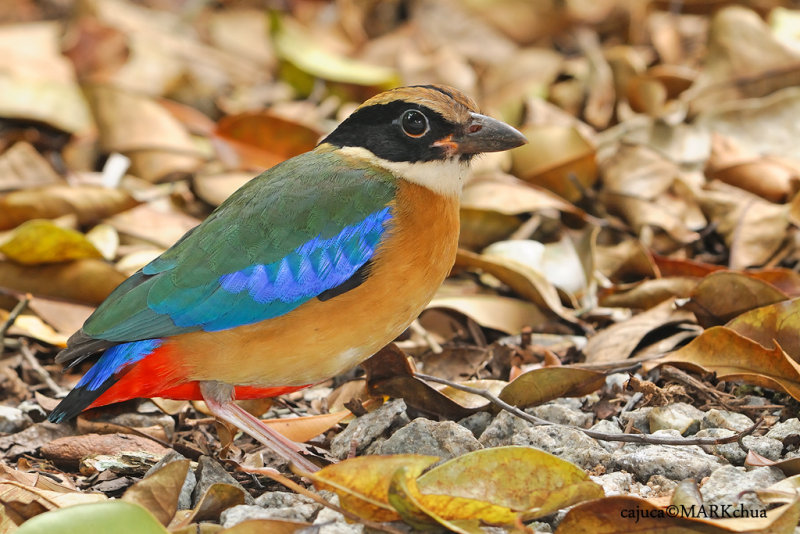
(400, 109, 429, 138)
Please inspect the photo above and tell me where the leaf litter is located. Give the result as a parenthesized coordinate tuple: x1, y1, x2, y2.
(4, 1, 800, 533)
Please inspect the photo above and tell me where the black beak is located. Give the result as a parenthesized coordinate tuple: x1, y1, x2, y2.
(454, 112, 528, 154)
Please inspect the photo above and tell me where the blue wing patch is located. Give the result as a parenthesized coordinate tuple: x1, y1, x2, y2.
(148, 206, 393, 332)
(76, 339, 163, 391)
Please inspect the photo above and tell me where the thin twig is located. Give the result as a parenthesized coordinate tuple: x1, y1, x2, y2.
(0, 293, 30, 347)
(415, 372, 763, 447)
(19, 341, 66, 396)
(238, 465, 406, 534)
(409, 319, 443, 354)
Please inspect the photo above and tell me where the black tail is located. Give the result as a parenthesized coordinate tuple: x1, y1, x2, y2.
(48, 374, 118, 423)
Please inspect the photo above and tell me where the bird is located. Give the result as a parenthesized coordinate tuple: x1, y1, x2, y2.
(48, 85, 527, 472)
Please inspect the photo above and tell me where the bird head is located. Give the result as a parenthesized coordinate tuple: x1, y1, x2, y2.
(321, 84, 527, 197)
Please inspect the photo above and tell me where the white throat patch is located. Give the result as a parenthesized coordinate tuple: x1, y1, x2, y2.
(338, 146, 468, 198)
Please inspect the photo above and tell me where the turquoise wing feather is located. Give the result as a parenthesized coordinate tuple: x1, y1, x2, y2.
(80, 149, 396, 343)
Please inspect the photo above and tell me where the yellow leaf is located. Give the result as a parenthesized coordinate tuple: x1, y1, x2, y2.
(417, 446, 604, 520)
(304, 455, 438, 522)
(0, 220, 102, 265)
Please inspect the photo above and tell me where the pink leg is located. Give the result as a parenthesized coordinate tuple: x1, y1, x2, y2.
(200, 381, 321, 473)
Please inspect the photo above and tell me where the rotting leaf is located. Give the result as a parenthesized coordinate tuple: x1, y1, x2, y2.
(303, 455, 439, 522)
(122, 459, 189, 526)
(416, 446, 604, 520)
(643, 326, 800, 402)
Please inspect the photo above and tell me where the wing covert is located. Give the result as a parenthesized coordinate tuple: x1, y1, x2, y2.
(73, 148, 396, 349)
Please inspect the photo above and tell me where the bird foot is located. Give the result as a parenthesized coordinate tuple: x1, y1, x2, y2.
(200, 381, 322, 473)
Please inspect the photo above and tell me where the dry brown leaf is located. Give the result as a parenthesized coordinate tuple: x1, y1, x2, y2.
(594, 237, 658, 282)
(686, 6, 800, 113)
(584, 299, 695, 363)
(599, 190, 701, 246)
(706, 133, 800, 203)
(25, 296, 95, 336)
(362, 344, 485, 420)
(212, 112, 320, 171)
(192, 172, 253, 207)
(644, 326, 800, 402)
(180, 483, 245, 525)
(0, 258, 126, 305)
(0, 480, 106, 526)
(598, 277, 699, 310)
(0, 185, 139, 231)
(510, 125, 597, 202)
(0, 142, 63, 192)
(695, 86, 800, 162)
(726, 297, 800, 363)
(454, 249, 576, 325)
(652, 254, 724, 278)
(696, 182, 791, 269)
(499, 367, 606, 407)
(685, 270, 788, 327)
(261, 412, 352, 444)
(601, 144, 680, 199)
(5, 313, 68, 347)
(104, 201, 201, 249)
(461, 173, 585, 217)
(122, 460, 189, 526)
(0, 22, 92, 133)
(87, 85, 204, 181)
(427, 294, 549, 334)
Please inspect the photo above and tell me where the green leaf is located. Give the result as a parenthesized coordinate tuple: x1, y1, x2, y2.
(16, 501, 168, 534)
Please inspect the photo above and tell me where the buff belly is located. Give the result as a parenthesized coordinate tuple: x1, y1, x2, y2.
(169, 179, 460, 388)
